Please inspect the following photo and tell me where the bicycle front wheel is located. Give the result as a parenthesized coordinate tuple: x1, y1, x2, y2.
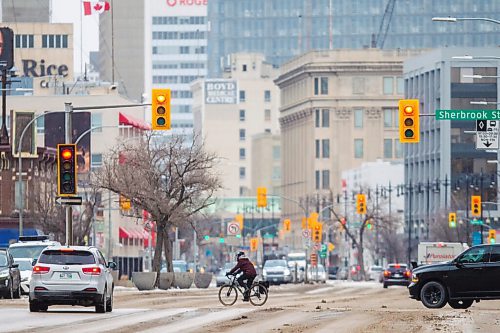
(249, 284, 268, 306)
(218, 285, 238, 306)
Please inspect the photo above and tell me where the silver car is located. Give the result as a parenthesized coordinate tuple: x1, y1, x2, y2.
(216, 263, 236, 287)
(29, 246, 116, 313)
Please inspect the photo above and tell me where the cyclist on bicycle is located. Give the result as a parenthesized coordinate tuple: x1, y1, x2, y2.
(227, 251, 257, 301)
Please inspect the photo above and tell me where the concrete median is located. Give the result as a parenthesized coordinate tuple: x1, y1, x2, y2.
(132, 272, 156, 290)
(159, 272, 174, 290)
(173, 272, 194, 289)
(194, 272, 212, 288)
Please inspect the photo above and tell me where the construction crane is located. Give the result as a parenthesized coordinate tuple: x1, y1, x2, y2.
(373, 0, 396, 49)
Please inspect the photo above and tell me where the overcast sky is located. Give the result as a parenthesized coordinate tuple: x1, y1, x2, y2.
(51, 0, 99, 77)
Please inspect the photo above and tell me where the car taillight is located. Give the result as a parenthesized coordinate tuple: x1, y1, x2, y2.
(33, 266, 50, 274)
(404, 270, 411, 278)
(383, 270, 391, 277)
(82, 267, 101, 275)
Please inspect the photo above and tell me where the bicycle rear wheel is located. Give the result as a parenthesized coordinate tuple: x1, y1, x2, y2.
(249, 284, 268, 306)
(218, 285, 238, 306)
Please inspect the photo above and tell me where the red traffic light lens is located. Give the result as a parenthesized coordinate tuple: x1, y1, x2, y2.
(61, 149, 72, 160)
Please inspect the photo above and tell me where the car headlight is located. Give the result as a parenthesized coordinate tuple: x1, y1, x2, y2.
(284, 269, 291, 276)
(0, 271, 9, 278)
(411, 273, 418, 283)
(263, 269, 267, 276)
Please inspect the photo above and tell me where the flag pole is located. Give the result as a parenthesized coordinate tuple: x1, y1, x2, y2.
(80, 0, 83, 81)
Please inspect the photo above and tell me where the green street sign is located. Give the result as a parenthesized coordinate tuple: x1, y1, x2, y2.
(436, 110, 500, 121)
(470, 219, 483, 225)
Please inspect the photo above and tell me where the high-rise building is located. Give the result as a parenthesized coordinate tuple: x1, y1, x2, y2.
(99, 0, 208, 138)
(1, 0, 50, 22)
(207, 0, 500, 77)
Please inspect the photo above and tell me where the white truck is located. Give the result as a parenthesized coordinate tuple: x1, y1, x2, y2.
(417, 242, 468, 266)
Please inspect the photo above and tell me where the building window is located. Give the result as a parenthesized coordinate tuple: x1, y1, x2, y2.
(239, 187, 245, 196)
(272, 146, 280, 160)
(383, 109, 392, 128)
(354, 109, 363, 128)
(264, 109, 271, 121)
(239, 90, 246, 102)
(395, 139, 403, 158)
(239, 148, 246, 160)
(264, 90, 271, 102)
(36, 117, 44, 134)
(322, 170, 330, 189)
(321, 109, 330, 127)
(314, 77, 328, 95)
(354, 139, 363, 158)
(242, 64, 247, 72)
(315, 170, 320, 190)
(315, 109, 320, 127)
(272, 166, 281, 180)
(91, 154, 103, 168)
(239, 109, 245, 121)
(315, 140, 320, 158)
(91, 113, 102, 132)
(397, 77, 404, 94)
(239, 129, 246, 141)
(322, 139, 330, 158)
(384, 139, 393, 158)
(383, 77, 394, 95)
(42, 34, 68, 48)
(239, 167, 246, 179)
(15, 34, 34, 48)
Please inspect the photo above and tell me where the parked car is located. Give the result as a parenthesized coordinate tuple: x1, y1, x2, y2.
(216, 262, 235, 287)
(409, 244, 500, 309)
(263, 259, 292, 284)
(14, 258, 32, 295)
(367, 265, 384, 281)
(29, 246, 116, 313)
(327, 266, 339, 280)
(336, 266, 348, 280)
(8, 235, 60, 261)
(307, 264, 327, 283)
(382, 263, 411, 288)
(160, 260, 188, 273)
(0, 249, 21, 299)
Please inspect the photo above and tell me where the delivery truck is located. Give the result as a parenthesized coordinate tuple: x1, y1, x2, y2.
(417, 242, 468, 266)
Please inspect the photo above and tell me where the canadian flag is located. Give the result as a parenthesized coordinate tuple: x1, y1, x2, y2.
(83, 1, 110, 15)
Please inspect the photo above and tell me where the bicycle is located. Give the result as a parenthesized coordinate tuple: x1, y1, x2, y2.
(218, 273, 268, 306)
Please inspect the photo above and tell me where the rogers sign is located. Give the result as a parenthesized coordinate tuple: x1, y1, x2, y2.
(166, 0, 207, 6)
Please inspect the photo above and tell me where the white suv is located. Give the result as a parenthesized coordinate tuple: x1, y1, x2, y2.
(29, 246, 116, 313)
(9, 235, 61, 261)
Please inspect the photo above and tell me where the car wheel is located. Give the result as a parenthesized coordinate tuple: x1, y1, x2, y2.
(38, 303, 48, 311)
(95, 288, 107, 313)
(29, 300, 39, 312)
(13, 282, 21, 299)
(383, 283, 388, 289)
(448, 299, 473, 309)
(7, 278, 14, 299)
(420, 281, 448, 309)
(106, 287, 113, 312)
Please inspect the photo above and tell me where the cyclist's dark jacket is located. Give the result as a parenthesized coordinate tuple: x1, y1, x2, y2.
(229, 257, 256, 276)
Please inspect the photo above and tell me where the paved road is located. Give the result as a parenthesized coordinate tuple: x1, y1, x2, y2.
(1, 281, 499, 332)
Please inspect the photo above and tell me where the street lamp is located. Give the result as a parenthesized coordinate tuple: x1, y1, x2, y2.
(453, 56, 500, 60)
(463, 75, 500, 79)
(470, 101, 500, 106)
(432, 17, 500, 25)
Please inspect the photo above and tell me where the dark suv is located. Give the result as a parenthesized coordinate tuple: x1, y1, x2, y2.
(409, 244, 500, 309)
(382, 263, 411, 288)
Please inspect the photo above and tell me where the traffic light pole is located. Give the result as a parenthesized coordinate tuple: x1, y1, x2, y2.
(65, 102, 74, 246)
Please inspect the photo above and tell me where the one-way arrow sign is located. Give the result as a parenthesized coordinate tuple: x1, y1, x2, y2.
(56, 196, 83, 205)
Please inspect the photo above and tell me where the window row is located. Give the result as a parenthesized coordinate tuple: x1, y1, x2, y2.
(315, 170, 330, 190)
(14, 34, 68, 49)
(152, 31, 205, 40)
(353, 138, 403, 159)
(152, 75, 198, 85)
(315, 109, 330, 128)
(153, 16, 206, 25)
(353, 108, 399, 128)
(315, 139, 330, 158)
(152, 62, 205, 69)
(152, 46, 205, 55)
(239, 90, 272, 103)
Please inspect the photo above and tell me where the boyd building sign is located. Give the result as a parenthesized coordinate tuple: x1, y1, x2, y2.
(205, 80, 238, 104)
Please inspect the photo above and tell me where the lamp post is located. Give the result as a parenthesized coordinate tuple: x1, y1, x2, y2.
(432, 17, 500, 25)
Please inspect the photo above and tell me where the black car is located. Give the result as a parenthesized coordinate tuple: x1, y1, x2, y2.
(409, 244, 500, 309)
(0, 249, 21, 299)
(382, 263, 411, 288)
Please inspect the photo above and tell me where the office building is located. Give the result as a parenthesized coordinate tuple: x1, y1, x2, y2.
(1, 0, 50, 22)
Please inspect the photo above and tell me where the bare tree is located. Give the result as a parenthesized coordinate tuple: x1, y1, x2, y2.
(94, 133, 221, 284)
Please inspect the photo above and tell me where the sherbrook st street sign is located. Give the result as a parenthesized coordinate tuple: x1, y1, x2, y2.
(436, 110, 500, 121)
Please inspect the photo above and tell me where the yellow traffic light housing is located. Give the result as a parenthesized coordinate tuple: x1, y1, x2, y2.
(152, 88, 171, 130)
(489, 229, 496, 244)
(448, 212, 457, 228)
(256, 187, 267, 207)
(283, 219, 291, 232)
(250, 238, 259, 251)
(235, 214, 244, 231)
(119, 195, 131, 211)
(312, 222, 323, 243)
(398, 99, 420, 143)
(301, 217, 308, 230)
(471, 196, 481, 217)
(57, 144, 77, 197)
(356, 194, 367, 214)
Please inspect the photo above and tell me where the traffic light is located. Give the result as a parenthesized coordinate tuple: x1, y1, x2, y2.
(283, 219, 291, 232)
(339, 217, 347, 230)
(488, 229, 496, 244)
(57, 144, 77, 197)
(312, 222, 322, 243)
(120, 195, 131, 211)
(356, 194, 366, 214)
(256, 187, 267, 208)
(448, 212, 457, 228)
(308, 212, 319, 230)
(152, 88, 171, 130)
(250, 238, 259, 251)
(235, 214, 244, 231)
(398, 99, 420, 143)
(471, 196, 481, 217)
(366, 219, 373, 230)
(203, 235, 210, 241)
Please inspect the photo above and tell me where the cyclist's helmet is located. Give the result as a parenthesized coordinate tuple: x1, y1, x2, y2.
(236, 251, 245, 260)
